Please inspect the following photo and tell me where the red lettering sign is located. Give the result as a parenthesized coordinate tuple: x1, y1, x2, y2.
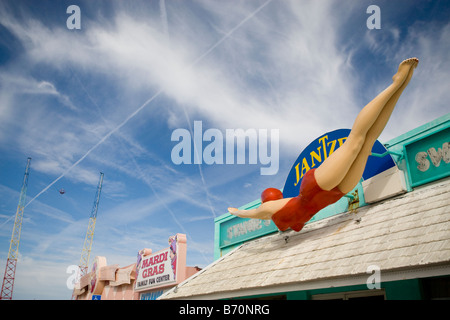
(141, 252, 169, 278)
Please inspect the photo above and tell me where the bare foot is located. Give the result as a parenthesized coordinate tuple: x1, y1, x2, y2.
(398, 57, 419, 90)
(392, 58, 419, 85)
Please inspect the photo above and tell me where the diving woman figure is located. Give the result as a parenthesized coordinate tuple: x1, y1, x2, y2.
(228, 58, 419, 232)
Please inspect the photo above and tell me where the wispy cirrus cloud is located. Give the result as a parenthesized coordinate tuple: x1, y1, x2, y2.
(1, 0, 448, 221)
(1, 1, 359, 152)
(1, 0, 449, 300)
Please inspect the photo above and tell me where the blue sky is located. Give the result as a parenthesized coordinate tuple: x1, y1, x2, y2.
(0, 0, 449, 299)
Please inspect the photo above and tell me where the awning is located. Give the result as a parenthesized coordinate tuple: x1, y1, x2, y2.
(99, 264, 119, 281)
(109, 264, 136, 287)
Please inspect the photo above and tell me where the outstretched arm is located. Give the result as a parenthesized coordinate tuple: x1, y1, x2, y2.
(228, 197, 292, 220)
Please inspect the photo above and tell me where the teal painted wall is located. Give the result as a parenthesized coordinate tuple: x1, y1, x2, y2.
(227, 279, 424, 300)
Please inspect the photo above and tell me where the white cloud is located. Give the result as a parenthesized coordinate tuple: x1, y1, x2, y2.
(377, 22, 450, 140)
(1, 0, 449, 300)
(6, 256, 74, 300)
(0, 0, 361, 155)
(1, 0, 447, 212)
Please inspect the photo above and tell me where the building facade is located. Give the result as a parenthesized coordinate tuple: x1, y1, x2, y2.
(72, 233, 200, 300)
(160, 114, 450, 300)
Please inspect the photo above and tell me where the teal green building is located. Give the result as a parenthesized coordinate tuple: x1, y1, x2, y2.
(161, 114, 450, 300)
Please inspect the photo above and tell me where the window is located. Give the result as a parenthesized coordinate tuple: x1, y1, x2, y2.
(312, 289, 386, 300)
(421, 276, 450, 300)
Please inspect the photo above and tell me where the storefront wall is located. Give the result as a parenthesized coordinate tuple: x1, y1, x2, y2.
(227, 279, 422, 300)
(227, 276, 450, 300)
(102, 281, 140, 300)
(73, 233, 200, 300)
(209, 114, 450, 301)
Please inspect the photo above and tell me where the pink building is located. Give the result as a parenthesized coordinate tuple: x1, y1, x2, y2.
(72, 233, 200, 300)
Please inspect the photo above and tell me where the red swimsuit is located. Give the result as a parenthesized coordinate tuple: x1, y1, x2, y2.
(271, 169, 344, 232)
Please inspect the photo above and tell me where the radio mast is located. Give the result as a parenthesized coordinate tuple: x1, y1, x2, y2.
(1, 157, 31, 300)
(78, 172, 104, 277)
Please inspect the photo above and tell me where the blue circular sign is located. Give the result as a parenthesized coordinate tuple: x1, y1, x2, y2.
(282, 129, 396, 198)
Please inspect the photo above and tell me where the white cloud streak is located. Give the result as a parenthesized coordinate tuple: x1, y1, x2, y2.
(1, 0, 447, 217)
(13, 0, 276, 209)
(1, 1, 449, 300)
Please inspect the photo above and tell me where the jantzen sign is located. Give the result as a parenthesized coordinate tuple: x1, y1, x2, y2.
(283, 129, 395, 198)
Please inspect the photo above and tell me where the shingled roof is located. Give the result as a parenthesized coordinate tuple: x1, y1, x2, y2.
(160, 178, 450, 300)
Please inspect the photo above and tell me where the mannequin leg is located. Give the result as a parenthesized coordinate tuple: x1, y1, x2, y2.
(314, 58, 418, 191)
(228, 58, 418, 220)
(337, 60, 417, 193)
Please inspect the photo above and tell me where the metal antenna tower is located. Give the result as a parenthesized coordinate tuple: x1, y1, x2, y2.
(1, 157, 31, 300)
(78, 172, 104, 277)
